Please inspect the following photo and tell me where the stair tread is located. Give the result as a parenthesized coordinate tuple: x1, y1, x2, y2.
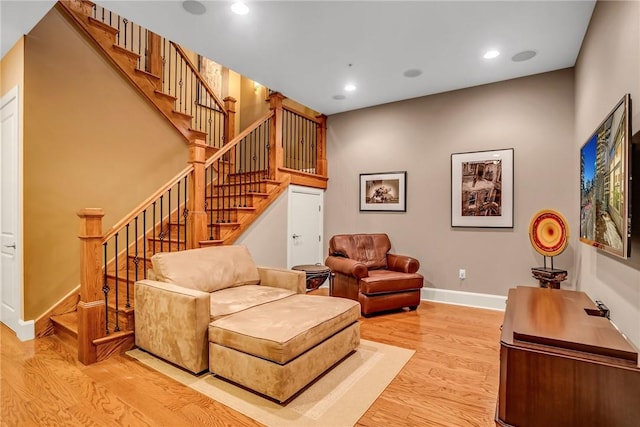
(134, 68, 161, 80)
(207, 206, 256, 211)
(51, 312, 78, 334)
(208, 222, 240, 227)
(206, 192, 268, 199)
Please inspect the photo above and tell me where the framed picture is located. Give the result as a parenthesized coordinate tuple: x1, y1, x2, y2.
(197, 55, 223, 103)
(579, 94, 631, 258)
(360, 171, 407, 212)
(451, 148, 514, 227)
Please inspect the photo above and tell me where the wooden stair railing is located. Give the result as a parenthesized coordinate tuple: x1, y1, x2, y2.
(46, 1, 329, 364)
(57, 0, 236, 149)
(74, 108, 293, 364)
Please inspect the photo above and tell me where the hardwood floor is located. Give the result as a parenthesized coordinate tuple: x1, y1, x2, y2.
(1, 298, 504, 427)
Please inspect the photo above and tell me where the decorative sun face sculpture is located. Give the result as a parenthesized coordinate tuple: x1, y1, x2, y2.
(529, 210, 570, 257)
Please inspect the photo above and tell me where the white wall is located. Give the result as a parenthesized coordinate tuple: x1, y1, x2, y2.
(235, 191, 289, 268)
(325, 69, 576, 298)
(574, 0, 640, 347)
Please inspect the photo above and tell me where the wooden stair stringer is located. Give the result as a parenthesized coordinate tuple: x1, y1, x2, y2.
(203, 173, 291, 246)
(56, 1, 202, 145)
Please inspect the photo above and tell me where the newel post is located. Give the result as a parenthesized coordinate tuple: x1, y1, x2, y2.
(77, 208, 105, 365)
(223, 97, 237, 145)
(187, 140, 208, 247)
(316, 114, 328, 177)
(269, 92, 285, 180)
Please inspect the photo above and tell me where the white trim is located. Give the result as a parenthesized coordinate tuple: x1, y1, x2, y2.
(1, 86, 31, 341)
(16, 319, 35, 341)
(287, 185, 324, 269)
(421, 288, 507, 311)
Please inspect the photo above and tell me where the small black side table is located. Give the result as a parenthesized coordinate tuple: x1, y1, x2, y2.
(291, 264, 331, 292)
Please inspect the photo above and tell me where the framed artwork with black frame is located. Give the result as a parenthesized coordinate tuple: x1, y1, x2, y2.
(451, 148, 514, 228)
(359, 171, 407, 212)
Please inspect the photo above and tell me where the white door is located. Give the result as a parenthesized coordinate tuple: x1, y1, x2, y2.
(288, 186, 324, 268)
(1, 87, 32, 340)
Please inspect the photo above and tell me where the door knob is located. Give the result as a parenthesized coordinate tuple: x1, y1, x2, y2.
(4, 244, 16, 249)
(292, 234, 301, 239)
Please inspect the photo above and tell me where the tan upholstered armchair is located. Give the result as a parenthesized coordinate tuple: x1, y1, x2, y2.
(325, 233, 424, 316)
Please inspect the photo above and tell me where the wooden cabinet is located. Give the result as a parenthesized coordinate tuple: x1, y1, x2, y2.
(497, 286, 640, 427)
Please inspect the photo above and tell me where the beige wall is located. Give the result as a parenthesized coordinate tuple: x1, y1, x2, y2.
(22, 8, 188, 319)
(1, 37, 26, 315)
(574, 0, 640, 346)
(325, 69, 576, 297)
(1, 37, 24, 98)
(239, 76, 270, 130)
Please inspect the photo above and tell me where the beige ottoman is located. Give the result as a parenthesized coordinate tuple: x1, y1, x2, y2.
(208, 294, 360, 402)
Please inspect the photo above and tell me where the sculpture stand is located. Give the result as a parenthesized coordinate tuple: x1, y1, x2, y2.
(531, 256, 567, 289)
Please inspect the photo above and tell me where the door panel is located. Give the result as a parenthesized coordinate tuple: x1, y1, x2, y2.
(1, 88, 21, 331)
(288, 187, 323, 269)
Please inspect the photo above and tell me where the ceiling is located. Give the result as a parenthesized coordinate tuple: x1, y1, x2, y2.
(1, 1, 596, 115)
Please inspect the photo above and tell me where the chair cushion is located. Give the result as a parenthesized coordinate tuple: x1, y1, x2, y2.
(360, 270, 424, 294)
(329, 234, 391, 270)
(208, 294, 360, 364)
(151, 245, 260, 293)
(209, 285, 295, 320)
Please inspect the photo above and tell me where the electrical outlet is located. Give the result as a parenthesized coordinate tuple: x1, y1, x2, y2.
(459, 269, 466, 280)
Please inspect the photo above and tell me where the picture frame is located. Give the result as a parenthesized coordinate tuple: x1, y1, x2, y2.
(451, 148, 514, 228)
(197, 55, 223, 103)
(579, 94, 631, 259)
(360, 171, 407, 212)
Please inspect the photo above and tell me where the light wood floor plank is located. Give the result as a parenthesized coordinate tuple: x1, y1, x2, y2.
(0, 298, 504, 426)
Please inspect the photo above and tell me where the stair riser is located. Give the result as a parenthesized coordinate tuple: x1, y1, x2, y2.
(105, 309, 135, 333)
(149, 240, 187, 253)
(215, 182, 271, 194)
(125, 256, 153, 272)
(53, 323, 78, 349)
(226, 173, 270, 184)
(206, 195, 264, 208)
(208, 210, 256, 224)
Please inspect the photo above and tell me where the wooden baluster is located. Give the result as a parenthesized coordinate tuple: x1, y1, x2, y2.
(269, 92, 285, 181)
(316, 114, 327, 177)
(77, 208, 106, 365)
(187, 141, 208, 248)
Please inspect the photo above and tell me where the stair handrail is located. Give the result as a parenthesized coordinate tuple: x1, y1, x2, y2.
(282, 104, 323, 124)
(171, 42, 228, 116)
(204, 110, 275, 168)
(101, 164, 194, 243)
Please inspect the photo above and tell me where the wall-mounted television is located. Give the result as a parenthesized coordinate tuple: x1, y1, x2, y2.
(580, 94, 632, 259)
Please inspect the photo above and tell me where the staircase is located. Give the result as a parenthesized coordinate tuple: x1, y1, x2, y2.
(43, 0, 327, 364)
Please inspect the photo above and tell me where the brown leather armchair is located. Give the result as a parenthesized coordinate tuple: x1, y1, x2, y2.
(325, 233, 423, 316)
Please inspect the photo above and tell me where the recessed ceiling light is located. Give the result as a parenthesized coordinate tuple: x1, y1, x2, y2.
(403, 69, 422, 78)
(333, 95, 346, 100)
(512, 50, 537, 62)
(231, 2, 249, 15)
(182, 0, 206, 15)
(344, 84, 356, 92)
(483, 50, 500, 59)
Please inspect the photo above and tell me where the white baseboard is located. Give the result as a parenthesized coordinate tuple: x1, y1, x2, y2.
(421, 288, 507, 311)
(16, 319, 35, 341)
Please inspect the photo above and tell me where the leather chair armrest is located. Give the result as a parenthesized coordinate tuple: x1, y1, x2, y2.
(387, 253, 420, 274)
(325, 256, 368, 278)
(257, 266, 306, 294)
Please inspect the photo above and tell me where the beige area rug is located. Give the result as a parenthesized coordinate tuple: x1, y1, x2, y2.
(127, 339, 414, 427)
